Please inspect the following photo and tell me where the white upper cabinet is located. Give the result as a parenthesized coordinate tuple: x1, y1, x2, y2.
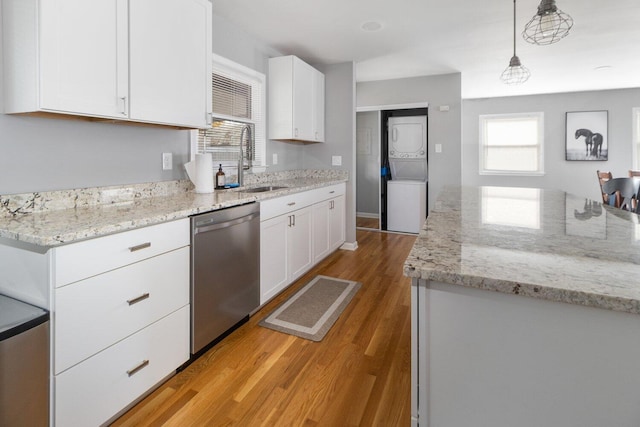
(129, 0, 212, 127)
(313, 70, 325, 142)
(268, 55, 325, 142)
(2, 0, 212, 128)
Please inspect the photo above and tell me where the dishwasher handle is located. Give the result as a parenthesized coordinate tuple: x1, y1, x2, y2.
(194, 212, 259, 234)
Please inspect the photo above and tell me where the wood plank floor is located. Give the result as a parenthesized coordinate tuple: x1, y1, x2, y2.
(111, 229, 416, 426)
(356, 216, 379, 230)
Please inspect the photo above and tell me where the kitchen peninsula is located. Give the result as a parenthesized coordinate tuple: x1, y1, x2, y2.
(404, 186, 640, 427)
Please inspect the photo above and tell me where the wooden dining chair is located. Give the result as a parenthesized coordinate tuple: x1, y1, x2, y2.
(597, 170, 620, 207)
(601, 177, 640, 213)
(629, 170, 640, 177)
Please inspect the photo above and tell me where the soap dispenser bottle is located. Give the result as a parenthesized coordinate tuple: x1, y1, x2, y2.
(215, 164, 226, 189)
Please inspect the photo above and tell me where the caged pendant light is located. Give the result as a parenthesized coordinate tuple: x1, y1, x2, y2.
(522, 0, 573, 45)
(501, 0, 530, 85)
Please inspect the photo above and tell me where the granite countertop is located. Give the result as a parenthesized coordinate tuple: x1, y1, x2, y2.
(0, 169, 347, 249)
(404, 186, 640, 315)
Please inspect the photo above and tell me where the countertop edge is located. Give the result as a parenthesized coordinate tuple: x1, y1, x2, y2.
(404, 261, 640, 315)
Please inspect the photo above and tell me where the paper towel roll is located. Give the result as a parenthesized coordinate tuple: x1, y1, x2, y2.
(191, 153, 214, 193)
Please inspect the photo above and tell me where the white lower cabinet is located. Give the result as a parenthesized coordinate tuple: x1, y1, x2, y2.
(312, 194, 345, 263)
(328, 194, 346, 251)
(260, 183, 346, 305)
(260, 215, 289, 303)
(51, 219, 190, 426)
(287, 206, 313, 281)
(260, 205, 312, 304)
(54, 306, 190, 427)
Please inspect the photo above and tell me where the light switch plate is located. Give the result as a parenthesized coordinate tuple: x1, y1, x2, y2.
(162, 152, 173, 170)
(332, 155, 342, 166)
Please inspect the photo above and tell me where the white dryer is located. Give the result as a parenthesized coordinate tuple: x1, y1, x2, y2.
(388, 116, 427, 159)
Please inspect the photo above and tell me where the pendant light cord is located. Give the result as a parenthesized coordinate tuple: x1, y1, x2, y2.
(512, 0, 517, 57)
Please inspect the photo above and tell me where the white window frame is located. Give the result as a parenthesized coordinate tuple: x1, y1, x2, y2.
(632, 108, 640, 170)
(190, 53, 267, 172)
(479, 112, 545, 176)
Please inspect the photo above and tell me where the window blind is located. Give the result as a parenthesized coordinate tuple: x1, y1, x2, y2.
(197, 56, 266, 170)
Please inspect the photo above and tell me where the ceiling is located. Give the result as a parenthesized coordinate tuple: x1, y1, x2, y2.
(211, 0, 640, 99)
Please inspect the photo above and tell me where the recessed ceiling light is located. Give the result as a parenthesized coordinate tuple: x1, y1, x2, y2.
(361, 21, 383, 32)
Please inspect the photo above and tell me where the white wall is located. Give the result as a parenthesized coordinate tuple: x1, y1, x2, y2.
(462, 88, 640, 201)
(357, 73, 462, 211)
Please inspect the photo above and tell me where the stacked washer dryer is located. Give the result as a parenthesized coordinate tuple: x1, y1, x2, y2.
(386, 115, 428, 234)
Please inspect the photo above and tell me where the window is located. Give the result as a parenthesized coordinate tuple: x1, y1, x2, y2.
(192, 54, 266, 174)
(479, 112, 544, 175)
(633, 108, 640, 170)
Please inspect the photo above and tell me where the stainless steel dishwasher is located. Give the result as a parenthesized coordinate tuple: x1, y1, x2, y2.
(190, 202, 260, 355)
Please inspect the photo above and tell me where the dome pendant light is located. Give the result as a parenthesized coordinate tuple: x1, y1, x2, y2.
(522, 0, 573, 45)
(501, 0, 530, 85)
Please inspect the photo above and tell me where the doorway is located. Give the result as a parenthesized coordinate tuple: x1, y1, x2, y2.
(356, 104, 428, 233)
(356, 111, 381, 230)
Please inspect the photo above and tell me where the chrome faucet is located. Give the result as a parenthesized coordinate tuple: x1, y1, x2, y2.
(239, 124, 252, 186)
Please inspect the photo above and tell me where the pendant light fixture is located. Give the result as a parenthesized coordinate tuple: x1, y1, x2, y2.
(501, 0, 530, 85)
(522, 0, 573, 45)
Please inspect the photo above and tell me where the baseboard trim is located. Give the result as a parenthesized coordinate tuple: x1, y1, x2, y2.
(340, 241, 358, 251)
(356, 212, 379, 219)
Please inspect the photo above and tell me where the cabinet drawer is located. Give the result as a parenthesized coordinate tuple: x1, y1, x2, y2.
(54, 247, 189, 374)
(55, 305, 189, 427)
(308, 183, 345, 202)
(53, 218, 189, 287)
(260, 191, 317, 221)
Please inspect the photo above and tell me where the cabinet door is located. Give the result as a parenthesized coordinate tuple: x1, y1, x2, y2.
(313, 70, 325, 142)
(312, 200, 331, 263)
(292, 57, 314, 140)
(260, 215, 289, 304)
(329, 195, 346, 251)
(129, 0, 211, 127)
(288, 206, 313, 281)
(39, 0, 127, 118)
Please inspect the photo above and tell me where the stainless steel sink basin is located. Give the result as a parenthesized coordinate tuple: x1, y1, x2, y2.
(240, 185, 288, 193)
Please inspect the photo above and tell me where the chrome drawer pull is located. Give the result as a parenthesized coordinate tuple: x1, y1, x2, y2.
(128, 242, 151, 252)
(287, 202, 296, 206)
(127, 293, 150, 306)
(126, 359, 149, 377)
(330, 191, 335, 194)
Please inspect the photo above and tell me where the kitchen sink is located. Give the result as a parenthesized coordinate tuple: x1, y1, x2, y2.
(240, 185, 288, 193)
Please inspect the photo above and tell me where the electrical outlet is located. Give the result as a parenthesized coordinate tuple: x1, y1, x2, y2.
(162, 152, 173, 170)
(331, 155, 342, 166)
(272, 153, 278, 165)
(435, 144, 442, 153)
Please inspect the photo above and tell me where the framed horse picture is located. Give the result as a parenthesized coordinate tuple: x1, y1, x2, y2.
(565, 110, 608, 161)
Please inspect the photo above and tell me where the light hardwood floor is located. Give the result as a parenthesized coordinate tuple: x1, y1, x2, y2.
(356, 216, 379, 230)
(112, 229, 416, 426)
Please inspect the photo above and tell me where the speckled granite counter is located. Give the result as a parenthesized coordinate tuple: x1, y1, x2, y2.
(404, 186, 640, 315)
(0, 169, 347, 248)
